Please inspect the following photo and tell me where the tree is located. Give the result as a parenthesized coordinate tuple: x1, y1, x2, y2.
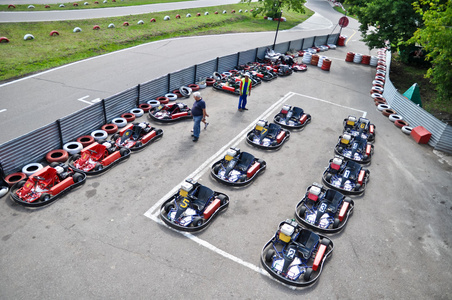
(344, 0, 422, 50)
(409, 0, 452, 102)
(240, 0, 306, 19)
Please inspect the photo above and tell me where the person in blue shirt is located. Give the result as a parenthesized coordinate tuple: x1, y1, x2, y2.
(191, 91, 208, 142)
(238, 73, 252, 111)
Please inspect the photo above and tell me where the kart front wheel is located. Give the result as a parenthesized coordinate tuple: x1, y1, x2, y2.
(192, 217, 204, 227)
(304, 268, 313, 281)
(72, 172, 84, 183)
(265, 249, 275, 263)
(333, 218, 340, 228)
(164, 202, 174, 213)
(119, 148, 128, 157)
(40, 193, 51, 202)
(298, 206, 306, 218)
(94, 163, 103, 171)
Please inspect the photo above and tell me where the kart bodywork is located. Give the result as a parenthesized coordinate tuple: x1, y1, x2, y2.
(246, 120, 290, 150)
(295, 183, 354, 233)
(211, 147, 266, 186)
(261, 219, 333, 287)
(160, 179, 229, 232)
(10, 163, 86, 207)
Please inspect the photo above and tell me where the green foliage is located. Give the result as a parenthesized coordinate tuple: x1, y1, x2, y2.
(240, 0, 306, 19)
(408, 0, 452, 102)
(344, 0, 421, 50)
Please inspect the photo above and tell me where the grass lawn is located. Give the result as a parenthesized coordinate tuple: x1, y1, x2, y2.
(0, 4, 313, 82)
(0, 0, 192, 11)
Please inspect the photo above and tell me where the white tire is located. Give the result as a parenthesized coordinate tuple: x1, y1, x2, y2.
(147, 100, 160, 108)
(73, 27, 82, 33)
(389, 114, 403, 122)
(112, 117, 128, 128)
(377, 104, 390, 111)
(91, 130, 108, 141)
(165, 93, 178, 101)
(63, 142, 83, 155)
(22, 163, 43, 176)
(130, 108, 144, 117)
(402, 126, 413, 135)
(0, 186, 8, 198)
(24, 34, 34, 40)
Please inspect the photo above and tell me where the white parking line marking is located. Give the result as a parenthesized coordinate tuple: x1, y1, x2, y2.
(143, 92, 366, 289)
(77, 95, 101, 105)
(0, 109, 6, 113)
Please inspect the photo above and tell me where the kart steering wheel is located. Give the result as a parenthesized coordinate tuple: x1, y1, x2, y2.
(34, 176, 45, 181)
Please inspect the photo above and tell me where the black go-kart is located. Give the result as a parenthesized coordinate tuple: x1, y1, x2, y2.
(334, 132, 374, 165)
(160, 179, 229, 232)
(295, 183, 354, 233)
(111, 122, 163, 152)
(149, 103, 192, 123)
(274, 105, 311, 129)
(211, 147, 266, 186)
(261, 219, 333, 287)
(343, 116, 376, 143)
(246, 120, 290, 150)
(322, 155, 370, 196)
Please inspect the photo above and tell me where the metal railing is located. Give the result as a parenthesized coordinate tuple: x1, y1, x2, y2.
(0, 33, 339, 175)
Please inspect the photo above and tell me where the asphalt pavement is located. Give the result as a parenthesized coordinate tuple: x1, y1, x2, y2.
(0, 0, 451, 299)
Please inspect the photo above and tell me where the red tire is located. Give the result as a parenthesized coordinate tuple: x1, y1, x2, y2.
(382, 109, 396, 117)
(206, 78, 216, 86)
(121, 113, 136, 122)
(156, 96, 169, 104)
(395, 120, 409, 128)
(0, 37, 10, 43)
(93, 25, 100, 30)
(5, 172, 27, 187)
(188, 84, 200, 91)
(374, 99, 386, 106)
(46, 149, 69, 163)
(139, 103, 152, 112)
(77, 135, 95, 147)
(123, 22, 129, 26)
(101, 123, 118, 134)
(49, 30, 59, 36)
(172, 89, 183, 98)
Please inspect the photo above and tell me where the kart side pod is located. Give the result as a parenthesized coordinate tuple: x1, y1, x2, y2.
(276, 131, 285, 144)
(369, 124, 375, 134)
(357, 170, 365, 185)
(141, 130, 157, 143)
(299, 114, 308, 124)
(247, 162, 260, 178)
(171, 112, 189, 119)
(119, 123, 134, 136)
(222, 85, 236, 92)
(365, 144, 372, 156)
(101, 151, 121, 166)
(338, 201, 350, 222)
(313, 243, 327, 271)
(49, 177, 75, 195)
(203, 198, 221, 220)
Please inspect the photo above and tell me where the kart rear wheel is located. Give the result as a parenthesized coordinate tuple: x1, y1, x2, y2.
(135, 141, 142, 148)
(16, 180, 26, 189)
(120, 148, 128, 157)
(333, 218, 340, 228)
(72, 172, 84, 183)
(239, 174, 247, 182)
(40, 193, 51, 202)
(213, 164, 220, 174)
(50, 162, 60, 168)
(112, 133, 120, 141)
(265, 249, 275, 262)
(321, 238, 331, 247)
(354, 184, 361, 191)
(216, 194, 227, 205)
(304, 268, 313, 281)
(72, 154, 81, 162)
(94, 163, 103, 171)
(325, 173, 332, 182)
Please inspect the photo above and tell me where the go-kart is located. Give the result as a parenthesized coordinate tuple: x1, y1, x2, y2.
(9, 162, 86, 207)
(261, 219, 333, 287)
(334, 132, 374, 165)
(274, 105, 311, 129)
(148, 103, 192, 123)
(246, 120, 290, 150)
(343, 116, 376, 143)
(212, 79, 240, 95)
(295, 183, 354, 233)
(111, 122, 163, 152)
(160, 179, 229, 232)
(211, 147, 266, 186)
(68, 141, 131, 175)
(291, 63, 308, 72)
(322, 155, 370, 196)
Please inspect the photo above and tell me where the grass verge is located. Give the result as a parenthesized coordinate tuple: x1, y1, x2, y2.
(0, 4, 313, 82)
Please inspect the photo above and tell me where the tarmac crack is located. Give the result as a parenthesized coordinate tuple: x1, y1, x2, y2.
(32, 77, 110, 94)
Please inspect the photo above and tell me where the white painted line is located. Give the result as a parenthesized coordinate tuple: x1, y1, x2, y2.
(77, 95, 93, 105)
(143, 92, 366, 289)
(0, 109, 6, 113)
(92, 98, 101, 103)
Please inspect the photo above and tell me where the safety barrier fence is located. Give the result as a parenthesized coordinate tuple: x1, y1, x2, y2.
(0, 33, 338, 175)
(383, 51, 452, 154)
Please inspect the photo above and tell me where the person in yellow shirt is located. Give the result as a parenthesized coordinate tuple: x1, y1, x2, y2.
(238, 73, 252, 111)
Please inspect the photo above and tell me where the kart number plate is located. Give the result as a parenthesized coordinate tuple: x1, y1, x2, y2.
(179, 198, 190, 209)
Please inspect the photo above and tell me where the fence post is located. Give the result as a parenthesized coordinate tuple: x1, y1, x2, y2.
(215, 57, 219, 72)
(56, 120, 64, 147)
(236, 52, 241, 67)
(194, 64, 198, 83)
(167, 73, 171, 93)
(136, 84, 141, 106)
(101, 99, 107, 124)
(255, 48, 259, 61)
(300, 38, 305, 50)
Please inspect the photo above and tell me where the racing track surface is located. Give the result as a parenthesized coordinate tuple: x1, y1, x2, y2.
(1, 1, 452, 299)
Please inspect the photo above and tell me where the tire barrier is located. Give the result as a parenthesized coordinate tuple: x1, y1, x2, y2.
(28, 5, 35, 9)
(138, 20, 144, 25)
(222, 71, 232, 77)
(0, 37, 10, 43)
(147, 100, 160, 108)
(361, 55, 370, 65)
(8, 4, 15, 8)
(372, 80, 385, 87)
(93, 25, 100, 30)
(317, 56, 327, 68)
(45, 149, 69, 163)
(345, 52, 354, 62)
(176, 14, 181, 19)
(108, 24, 115, 28)
(73, 3, 78, 6)
(213, 72, 222, 81)
(205, 12, 209, 15)
(377, 104, 390, 111)
(369, 56, 378, 66)
(196, 13, 201, 17)
(84, 2, 89, 5)
(121, 113, 136, 122)
(214, 11, 218, 14)
(91, 129, 108, 141)
(311, 54, 319, 66)
(206, 77, 216, 86)
(172, 89, 183, 98)
(179, 86, 192, 98)
(138, 103, 152, 112)
(164, 16, 170, 21)
(50, 31, 60, 36)
(401, 126, 413, 135)
(353, 53, 362, 64)
(123, 22, 129, 26)
(337, 35, 346, 46)
(371, 93, 383, 99)
(222, 10, 227, 14)
(150, 18, 156, 22)
(165, 93, 178, 101)
(45, 5, 50, 7)
(302, 52, 312, 64)
(130, 108, 144, 117)
(375, 75, 385, 82)
(188, 84, 200, 91)
(22, 163, 43, 176)
(63, 141, 83, 155)
(376, 70, 386, 77)
(24, 34, 35, 40)
(186, 13, 191, 18)
(59, 4, 65, 7)
(111, 117, 128, 128)
(394, 119, 409, 128)
(388, 114, 403, 122)
(374, 99, 386, 106)
(156, 96, 169, 104)
(73, 27, 82, 33)
(5, 172, 27, 187)
(382, 108, 397, 117)
(321, 59, 332, 71)
(371, 86, 384, 94)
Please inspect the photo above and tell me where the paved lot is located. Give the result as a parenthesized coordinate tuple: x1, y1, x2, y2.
(1, 1, 451, 298)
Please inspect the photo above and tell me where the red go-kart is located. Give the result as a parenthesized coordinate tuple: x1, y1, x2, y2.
(10, 162, 86, 207)
(111, 122, 163, 151)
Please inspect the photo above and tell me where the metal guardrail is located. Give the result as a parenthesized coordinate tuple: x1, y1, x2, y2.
(383, 51, 452, 154)
(0, 34, 339, 175)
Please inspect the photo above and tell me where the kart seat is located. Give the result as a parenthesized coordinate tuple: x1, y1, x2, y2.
(267, 123, 281, 138)
(236, 152, 255, 172)
(294, 229, 319, 260)
(132, 125, 143, 140)
(324, 189, 343, 212)
(291, 107, 304, 120)
(191, 185, 214, 211)
(345, 161, 361, 179)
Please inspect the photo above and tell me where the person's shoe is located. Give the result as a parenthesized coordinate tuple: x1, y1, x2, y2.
(238, 108, 243, 112)
(243, 108, 249, 110)
(191, 134, 194, 137)
(204, 122, 209, 130)
(191, 129, 194, 132)
(192, 137, 198, 142)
